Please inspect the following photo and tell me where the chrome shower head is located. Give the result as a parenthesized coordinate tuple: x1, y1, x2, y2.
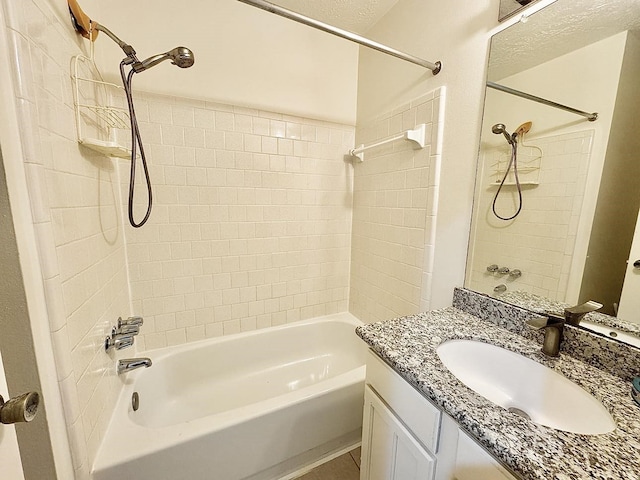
(134, 47, 195, 73)
(492, 123, 515, 145)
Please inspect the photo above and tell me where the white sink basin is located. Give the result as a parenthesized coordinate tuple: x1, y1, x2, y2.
(436, 339, 616, 435)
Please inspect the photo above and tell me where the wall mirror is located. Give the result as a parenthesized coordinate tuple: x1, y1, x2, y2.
(498, 0, 538, 21)
(466, 0, 640, 346)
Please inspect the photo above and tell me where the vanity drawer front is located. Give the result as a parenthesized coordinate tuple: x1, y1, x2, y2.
(366, 350, 442, 452)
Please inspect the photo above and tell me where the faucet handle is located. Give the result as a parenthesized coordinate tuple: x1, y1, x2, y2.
(115, 324, 140, 336)
(105, 334, 134, 352)
(118, 316, 144, 328)
(564, 300, 603, 326)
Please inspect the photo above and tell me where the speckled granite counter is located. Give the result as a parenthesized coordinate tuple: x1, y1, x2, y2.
(356, 297, 640, 479)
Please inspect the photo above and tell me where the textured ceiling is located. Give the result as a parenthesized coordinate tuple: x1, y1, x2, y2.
(489, 0, 640, 80)
(271, 0, 401, 33)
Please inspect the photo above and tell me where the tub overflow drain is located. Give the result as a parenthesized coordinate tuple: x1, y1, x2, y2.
(507, 407, 530, 420)
(132, 392, 140, 411)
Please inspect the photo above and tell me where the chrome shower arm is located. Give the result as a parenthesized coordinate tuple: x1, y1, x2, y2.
(134, 53, 167, 71)
(92, 22, 139, 61)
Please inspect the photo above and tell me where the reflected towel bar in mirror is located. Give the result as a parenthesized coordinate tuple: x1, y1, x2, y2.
(487, 81, 598, 121)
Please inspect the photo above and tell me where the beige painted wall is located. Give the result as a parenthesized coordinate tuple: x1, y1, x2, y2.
(580, 31, 640, 313)
(91, 0, 360, 125)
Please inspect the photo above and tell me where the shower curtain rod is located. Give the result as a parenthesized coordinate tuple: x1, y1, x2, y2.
(487, 81, 598, 122)
(237, 0, 441, 74)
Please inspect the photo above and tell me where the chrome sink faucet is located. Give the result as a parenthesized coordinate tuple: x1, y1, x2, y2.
(526, 316, 565, 357)
(527, 300, 604, 357)
(117, 358, 152, 375)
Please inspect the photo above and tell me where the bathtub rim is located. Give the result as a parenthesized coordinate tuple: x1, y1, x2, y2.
(136, 311, 363, 361)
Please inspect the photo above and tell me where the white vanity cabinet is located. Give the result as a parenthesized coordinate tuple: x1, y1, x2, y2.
(453, 430, 516, 480)
(360, 386, 436, 479)
(361, 351, 518, 480)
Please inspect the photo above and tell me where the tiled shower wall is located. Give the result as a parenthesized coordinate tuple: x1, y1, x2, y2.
(349, 89, 444, 323)
(3, 0, 131, 477)
(120, 92, 355, 350)
(468, 130, 593, 301)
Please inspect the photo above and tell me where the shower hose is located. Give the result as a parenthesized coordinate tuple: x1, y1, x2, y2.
(491, 139, 523, 221)
(120, 61, 153, 228)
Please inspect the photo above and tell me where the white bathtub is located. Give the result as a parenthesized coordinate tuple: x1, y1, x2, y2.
(91, 313, 366, 480)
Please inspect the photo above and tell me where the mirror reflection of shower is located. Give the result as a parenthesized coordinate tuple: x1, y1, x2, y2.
(490, 121, 532, 221)
(491, 123, 515, 146)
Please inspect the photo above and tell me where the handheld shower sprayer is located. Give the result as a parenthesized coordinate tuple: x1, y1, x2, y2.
(490, 121, 532, 221)
(491, 123, 515, 146)
(133, 47, 195, 73)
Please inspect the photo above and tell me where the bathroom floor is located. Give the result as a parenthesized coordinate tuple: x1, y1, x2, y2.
(296, 448, 361, 479)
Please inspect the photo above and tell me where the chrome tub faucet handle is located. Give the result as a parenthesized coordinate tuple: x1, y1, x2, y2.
(118, 316, 144, 328)
(115, 324, 140, 336)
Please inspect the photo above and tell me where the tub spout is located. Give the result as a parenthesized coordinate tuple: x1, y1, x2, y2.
(118, 358, 152, 375)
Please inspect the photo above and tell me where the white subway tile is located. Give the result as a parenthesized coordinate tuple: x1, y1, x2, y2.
(205, 322, 223, 338)
(215, 111, 235, 131)
(161, 125, 185, 146)
(205, 129, 224, 149)
(225, 132, 244, 151)
(184, 128, 205, 148)
(145, 332, 167, 350)
(149, 101, 173, 124)
(252, 117, 270, 135)
(194, 108, 215, 129)
(269, 120, 286, 138)
(172, 106, 195, 127)
(186, 325, 206, 342)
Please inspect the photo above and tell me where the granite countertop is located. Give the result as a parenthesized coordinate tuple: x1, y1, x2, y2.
(356, 306, 640, 480)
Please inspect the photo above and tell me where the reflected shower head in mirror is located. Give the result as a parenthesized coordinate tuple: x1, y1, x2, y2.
(492, 123, 515, 145)
(133, 47, 195, 73)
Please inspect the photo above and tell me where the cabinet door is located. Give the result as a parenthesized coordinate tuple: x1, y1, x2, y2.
(361, 385, 435, 480)
(453, 430, 516, 480)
